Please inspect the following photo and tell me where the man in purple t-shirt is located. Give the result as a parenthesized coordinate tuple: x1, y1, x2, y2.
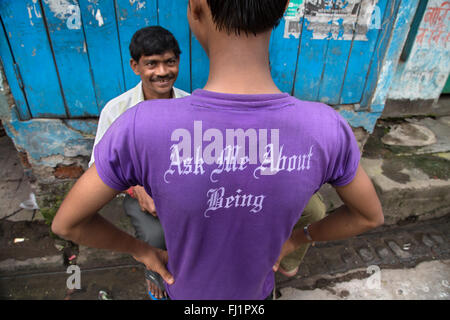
(52, 0, 384, 300)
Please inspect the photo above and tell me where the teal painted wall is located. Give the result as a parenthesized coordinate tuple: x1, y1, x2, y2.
(388, 0, 450, 102)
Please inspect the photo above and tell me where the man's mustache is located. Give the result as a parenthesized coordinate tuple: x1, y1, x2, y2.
(151, 75, 175, 82)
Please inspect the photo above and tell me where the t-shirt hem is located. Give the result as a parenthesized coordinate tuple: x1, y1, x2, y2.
(164, 285, 274, 300)
(261, 284, 274, 300)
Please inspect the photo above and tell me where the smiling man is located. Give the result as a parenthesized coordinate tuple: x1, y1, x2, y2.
(88, 26, 189, 300)
(90, 26, 189, 166)
(128, 27, 185, 100)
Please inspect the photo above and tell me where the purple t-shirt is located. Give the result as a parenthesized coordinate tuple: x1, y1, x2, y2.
(94, 89, 360, 300)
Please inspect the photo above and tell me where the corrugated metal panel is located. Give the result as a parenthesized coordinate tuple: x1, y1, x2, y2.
(293, 0, 338, 102)
(0, 0, 66, 118)
(0, 15, 30, 120)
(79, 0, 125, 112)
(340, 0, 391, 105)
(360, 0, 401, 108)
(40, 0, 98, 117)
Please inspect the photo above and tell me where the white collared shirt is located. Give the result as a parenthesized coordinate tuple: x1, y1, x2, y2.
(89, 81, 190, 167)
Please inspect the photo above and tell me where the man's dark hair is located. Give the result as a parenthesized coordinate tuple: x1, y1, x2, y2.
(129, 26, 181, 62)
(206, 0, 289, 35)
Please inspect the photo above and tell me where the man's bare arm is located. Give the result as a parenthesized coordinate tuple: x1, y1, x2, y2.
(309, 163, 384, 241)
(274, 164, 383, 270)
(51, 164, 174, 284)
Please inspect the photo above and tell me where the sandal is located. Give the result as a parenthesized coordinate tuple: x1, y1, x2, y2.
(145, 269, 168, 300)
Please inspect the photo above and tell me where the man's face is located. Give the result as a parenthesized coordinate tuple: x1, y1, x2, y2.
(130, 51, 180, 100)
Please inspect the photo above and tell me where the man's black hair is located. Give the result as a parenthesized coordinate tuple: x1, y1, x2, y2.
(206, 0, 289, 35)
(129, 26, 181, 62)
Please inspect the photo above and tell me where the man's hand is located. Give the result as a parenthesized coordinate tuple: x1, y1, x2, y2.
(272, 164, 384, 273)
(272, 237, 297, 272)
(133, 185, 157, 217)
(52, 165, 174, 287)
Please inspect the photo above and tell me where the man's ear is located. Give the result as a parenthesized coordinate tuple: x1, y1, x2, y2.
(189, 0, 203, 21)
(130, 58, 140, 76)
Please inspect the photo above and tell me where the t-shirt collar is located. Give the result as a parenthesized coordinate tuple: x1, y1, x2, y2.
(191, 89, 292, 109)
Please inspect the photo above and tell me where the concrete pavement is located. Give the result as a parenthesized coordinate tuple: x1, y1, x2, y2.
(279, 259, 450, 300)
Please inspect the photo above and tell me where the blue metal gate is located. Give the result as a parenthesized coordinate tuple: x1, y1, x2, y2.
(0, 0, 400, 120)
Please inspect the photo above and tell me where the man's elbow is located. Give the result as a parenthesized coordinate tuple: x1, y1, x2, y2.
(367, 209, 384, 229)
(51, 217, 74, 240)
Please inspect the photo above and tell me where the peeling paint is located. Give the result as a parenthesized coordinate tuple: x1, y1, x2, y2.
(371, 59, 393, 106)
(339, 109, 381, 133)
(43, 0, 71, 19)
(64, 119, 98, 137)
(95, 9, 104, 27)
(0, 71, 4, 93)
(26, 0, 42, 26)
(2, 110, 95, 167)
(129, 0, 146, 11)
(371, 104, 385, 113)
(370, 0, 421, 112)
(43, 0, 82, 30)
(27, 8, 34, 26)
(66, 4, 81, 30)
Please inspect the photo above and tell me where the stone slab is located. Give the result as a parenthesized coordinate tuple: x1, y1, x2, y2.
(361, 157, 450, 225)
(279, 259, 450, 300)
(0, 255, 64, 275)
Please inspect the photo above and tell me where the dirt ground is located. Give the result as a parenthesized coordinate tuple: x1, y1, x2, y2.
(0, 264, 148, 300)
(0, 220, 60, 261)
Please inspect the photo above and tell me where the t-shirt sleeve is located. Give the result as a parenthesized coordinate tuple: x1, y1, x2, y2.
(326, 112, 361, 187)
(94, 107, 140, 191)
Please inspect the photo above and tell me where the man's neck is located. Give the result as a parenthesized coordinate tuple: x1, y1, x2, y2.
(203, 31, 281, 95)
(143, 87, 173, 100)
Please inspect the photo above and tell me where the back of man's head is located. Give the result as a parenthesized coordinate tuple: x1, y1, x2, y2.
(206, 0, 289, 35)
(129, 26, 181, 62)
